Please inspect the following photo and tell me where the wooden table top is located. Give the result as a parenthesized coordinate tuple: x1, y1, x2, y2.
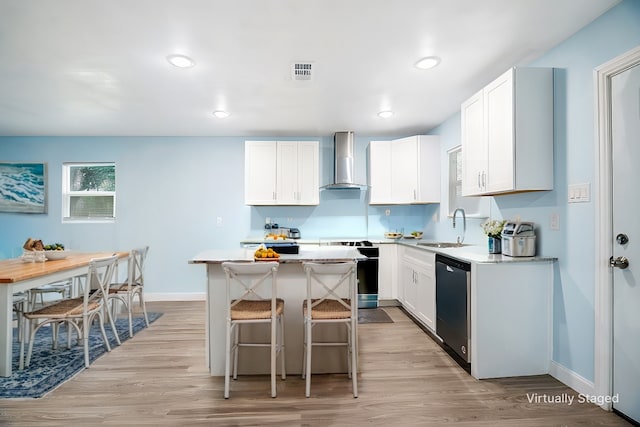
(0, 252, 129, 284)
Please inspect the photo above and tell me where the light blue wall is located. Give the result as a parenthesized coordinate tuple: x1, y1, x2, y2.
(2, 0, 638, 382)
(429, 0, 640, 382)
(0, 135, 430, 296)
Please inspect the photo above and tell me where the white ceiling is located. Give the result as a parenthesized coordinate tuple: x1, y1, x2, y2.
(0, 0, 620, 137)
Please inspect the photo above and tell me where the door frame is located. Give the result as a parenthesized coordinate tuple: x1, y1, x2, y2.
(594, 45, 640, 411)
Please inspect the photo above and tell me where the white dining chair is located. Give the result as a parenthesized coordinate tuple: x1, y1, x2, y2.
(221, 261, 285, 398)
(29, 280, 73, 308)
(12, 292, 29, 370)
(108, 246, 150, 338)
(24, 255, 119, 368)
(302, 261, 358, 398)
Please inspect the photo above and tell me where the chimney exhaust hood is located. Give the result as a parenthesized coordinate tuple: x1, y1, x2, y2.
(322, 131, 368, 190)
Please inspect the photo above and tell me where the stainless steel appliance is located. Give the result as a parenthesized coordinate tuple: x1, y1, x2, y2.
(501, 221, 536, 257)
(333, 240, 379, 308)
(436, 254, 471, 368)
(321, 132, 368, 190)
(288, 228, 301, 239)
(266, 225, 301, 240)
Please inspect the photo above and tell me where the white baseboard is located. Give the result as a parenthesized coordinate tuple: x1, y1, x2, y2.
(145, 292, 206, 301)
(549, 360, 595, 397)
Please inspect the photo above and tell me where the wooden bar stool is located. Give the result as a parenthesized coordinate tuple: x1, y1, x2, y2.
(302, 261, 358, 398)
(221, 261, 285, 398)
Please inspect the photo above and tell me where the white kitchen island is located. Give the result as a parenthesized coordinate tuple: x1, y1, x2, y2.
(189, 246, 364, 377)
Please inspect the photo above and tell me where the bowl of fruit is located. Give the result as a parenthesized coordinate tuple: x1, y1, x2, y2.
(384, 231, 403, 240)
(254, 245, 280, 261)
(43, 243, 69, 260)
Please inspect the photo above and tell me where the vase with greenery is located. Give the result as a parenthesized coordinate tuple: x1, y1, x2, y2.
(481, 219, 507, 254)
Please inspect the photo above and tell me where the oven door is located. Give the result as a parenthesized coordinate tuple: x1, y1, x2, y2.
(356, 247, 379, 309)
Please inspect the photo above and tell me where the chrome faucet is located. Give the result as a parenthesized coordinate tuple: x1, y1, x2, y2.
(453, 208, 466, 245)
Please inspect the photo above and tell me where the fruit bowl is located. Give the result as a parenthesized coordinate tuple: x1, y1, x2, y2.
(406, 231, 423, 239)
(253, 246, 280, 261)
(384, 232, 403, 239)
(44, 250, 70, 260)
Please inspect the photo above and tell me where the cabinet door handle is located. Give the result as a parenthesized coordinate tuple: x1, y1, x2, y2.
(482, 171, 486, 188)
(477, 172, 481, 189)
(273, 191, 276, 200)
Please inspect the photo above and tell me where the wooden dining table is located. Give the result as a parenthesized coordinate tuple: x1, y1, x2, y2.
(0, 251, 129, 377)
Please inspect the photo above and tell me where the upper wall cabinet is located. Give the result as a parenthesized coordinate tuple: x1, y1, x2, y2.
(245, 141, 319, 205)
(461, 67, 554, 196)
(370, 135, 440, 204)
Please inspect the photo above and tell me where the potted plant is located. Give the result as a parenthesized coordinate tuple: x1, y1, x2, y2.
(481, 219, 507, 254)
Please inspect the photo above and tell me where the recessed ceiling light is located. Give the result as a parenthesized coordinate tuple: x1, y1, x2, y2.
(378, 110, 394, 119)
(414, 56, 441, 70)
(212, 110, 230, 119)
(167, 54, 196, 68)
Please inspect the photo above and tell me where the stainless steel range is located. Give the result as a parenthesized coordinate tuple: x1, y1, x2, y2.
(332, 240, 379, 309)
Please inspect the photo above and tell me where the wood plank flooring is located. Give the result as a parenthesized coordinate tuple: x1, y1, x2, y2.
(0, 301, 631, 426)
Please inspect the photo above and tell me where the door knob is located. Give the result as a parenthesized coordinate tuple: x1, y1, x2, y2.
(616, 233, 629, 245)
(609, 256, 629, 269)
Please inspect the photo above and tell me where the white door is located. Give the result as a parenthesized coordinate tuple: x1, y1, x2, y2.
(611, 62, 640, 424)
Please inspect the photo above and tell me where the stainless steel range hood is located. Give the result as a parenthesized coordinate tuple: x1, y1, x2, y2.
(322, 131, 368, 190)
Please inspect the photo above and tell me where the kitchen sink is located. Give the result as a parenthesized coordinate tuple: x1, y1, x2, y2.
(417, 242, 469, 248)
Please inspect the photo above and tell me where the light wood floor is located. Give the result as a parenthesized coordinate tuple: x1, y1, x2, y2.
(0, 301, 630, 426)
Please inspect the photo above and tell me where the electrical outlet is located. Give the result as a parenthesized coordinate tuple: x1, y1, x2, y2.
(216, 217, 223, 226)
(385, 209, 391, 216)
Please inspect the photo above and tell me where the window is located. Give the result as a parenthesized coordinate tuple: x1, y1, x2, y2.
(62, 163, 116, 222)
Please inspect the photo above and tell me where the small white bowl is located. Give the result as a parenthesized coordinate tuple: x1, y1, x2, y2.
(44, 250, 70, 260)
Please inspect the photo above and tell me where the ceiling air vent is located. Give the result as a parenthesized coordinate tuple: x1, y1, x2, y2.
(292, 62, 313, 81)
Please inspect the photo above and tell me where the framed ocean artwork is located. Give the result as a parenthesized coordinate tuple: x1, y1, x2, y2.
(0, 162, 47, 214)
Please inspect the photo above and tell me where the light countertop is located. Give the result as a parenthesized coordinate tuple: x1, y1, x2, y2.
(397, 241, 556, 264)
(189, 246, 365, 264)
(238, 237, 556, 264)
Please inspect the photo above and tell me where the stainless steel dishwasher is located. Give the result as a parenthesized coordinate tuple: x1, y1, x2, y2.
(435, 254, 471, 366)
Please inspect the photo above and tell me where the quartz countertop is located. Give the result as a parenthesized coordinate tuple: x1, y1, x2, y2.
(190, 246, 365, 264)
(397, 240, 556, 264)
(238, 236, 556, 264)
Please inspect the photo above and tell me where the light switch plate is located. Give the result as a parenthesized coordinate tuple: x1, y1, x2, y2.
(568, 183, 590, 203)
(550, 212, 559, 230)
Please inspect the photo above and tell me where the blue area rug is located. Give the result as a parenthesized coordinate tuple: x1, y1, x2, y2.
(0, 312, 162, 399)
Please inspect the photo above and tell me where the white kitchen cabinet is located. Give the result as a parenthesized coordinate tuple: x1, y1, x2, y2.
(471, 260, 552, 379)
(245, 141, 319, 205)
(461, 67, 553, 196)
(369, 135, 440, 204)
(399, 246, 436, 331)
(245, 141, 278, 205)
(369, 141, 393, 204)
(377, 243, 397, 303)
